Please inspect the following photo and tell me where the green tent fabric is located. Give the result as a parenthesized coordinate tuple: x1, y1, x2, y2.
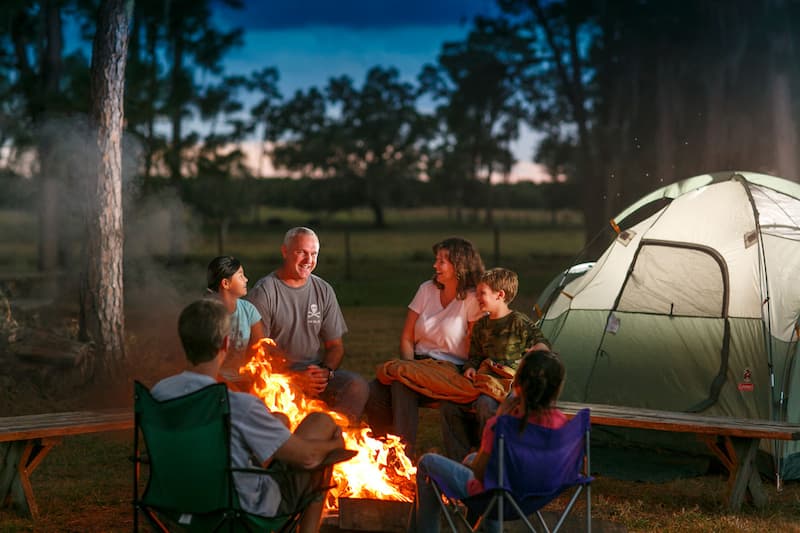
(538, 171, 800, 482)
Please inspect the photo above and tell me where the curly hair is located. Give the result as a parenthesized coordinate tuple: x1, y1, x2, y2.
(431, 237, 485, 299)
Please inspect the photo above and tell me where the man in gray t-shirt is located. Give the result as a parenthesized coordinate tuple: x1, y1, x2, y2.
(246, 227, 368, 422)
(152, 299, 347, 531)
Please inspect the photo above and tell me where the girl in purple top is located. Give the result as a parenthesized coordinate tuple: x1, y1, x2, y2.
(410, 350, 567, 533)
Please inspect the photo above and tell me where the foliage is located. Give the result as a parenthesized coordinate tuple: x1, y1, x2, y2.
(271, 67, 429, 227)
(171, 175, 579, 218)
(492, 0, 601, 248)
(0, 172, 36, 208)
(4, 1, 800, 268)
(492, 0, 800, 249)
(420, 16, 528, 224)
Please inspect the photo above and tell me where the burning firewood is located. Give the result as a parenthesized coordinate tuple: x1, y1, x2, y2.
(240, 338, 416, 511)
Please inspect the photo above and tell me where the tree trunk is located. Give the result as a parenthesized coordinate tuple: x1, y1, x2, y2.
(771, 72, 799, 178)
(566, 12, 603, 257)
(484, 168, 494, 227)
(168, 37, 184, 183)
(655, 55, 676, 188)
(37, 174, 59, 273)
(532, 0, 602, 256)
(217, 217, 229, 256)
(144, 18, 159, 179)
(81, 0, 132, 380)
(35, 1, 63, 275)
(370, 201, 385, 228)
(165, 31, 187, 263)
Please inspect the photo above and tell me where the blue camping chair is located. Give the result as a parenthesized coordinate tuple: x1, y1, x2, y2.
(430, 409, 592, 532)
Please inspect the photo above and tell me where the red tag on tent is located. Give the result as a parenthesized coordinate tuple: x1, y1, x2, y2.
(738, 368, 754, 392)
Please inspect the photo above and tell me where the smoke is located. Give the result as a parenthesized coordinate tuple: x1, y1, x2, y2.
(125, 189, 202, 376)
(23, 115, 205, 383)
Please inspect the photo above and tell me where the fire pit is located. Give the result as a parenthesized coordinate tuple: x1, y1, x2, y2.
(337, 497, 412, 532)
(240, 339, 417, 513)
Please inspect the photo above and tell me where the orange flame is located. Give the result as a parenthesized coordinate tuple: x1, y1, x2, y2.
(240, 338, 416, 510)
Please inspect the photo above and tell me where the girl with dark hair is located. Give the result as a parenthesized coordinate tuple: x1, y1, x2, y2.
(206, 256, 264, 367)
(409, 350, 567, 533)
(366, 237, 485, 458)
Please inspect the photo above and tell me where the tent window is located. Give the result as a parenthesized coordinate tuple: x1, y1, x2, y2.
(617, 242, 727, 318)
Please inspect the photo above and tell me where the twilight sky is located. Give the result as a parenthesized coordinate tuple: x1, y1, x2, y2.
(215, 0, 547, 181)
(216, 0, 497, 97)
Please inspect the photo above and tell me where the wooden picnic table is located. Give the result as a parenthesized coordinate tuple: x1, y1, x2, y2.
(559, 401, 800, 511)
(0, 409, 133, 518)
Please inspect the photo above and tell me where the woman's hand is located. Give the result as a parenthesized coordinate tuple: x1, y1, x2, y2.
(463, 367, 476, 381)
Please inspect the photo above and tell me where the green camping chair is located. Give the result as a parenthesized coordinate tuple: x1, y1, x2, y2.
(133, 380, 318, 532)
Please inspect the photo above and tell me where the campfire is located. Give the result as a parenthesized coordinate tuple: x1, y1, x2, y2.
(239, 338, 416, 511)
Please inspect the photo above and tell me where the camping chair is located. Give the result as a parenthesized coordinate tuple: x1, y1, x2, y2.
(132, 380, 351, 532)
(429, 409, 592, 532)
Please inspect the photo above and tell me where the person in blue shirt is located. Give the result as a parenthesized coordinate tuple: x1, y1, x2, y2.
(206, 256, 264, 369)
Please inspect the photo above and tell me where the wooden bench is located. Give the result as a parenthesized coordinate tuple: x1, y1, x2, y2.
(0, 409, 133, 518)
(559, 401, 800, 511)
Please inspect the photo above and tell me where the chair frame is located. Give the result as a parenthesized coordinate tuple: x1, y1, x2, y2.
(132, 381, 303, 533)
(431, 409, 592, 532)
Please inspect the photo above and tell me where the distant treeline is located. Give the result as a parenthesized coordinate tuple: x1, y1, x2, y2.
(176, 175, 579, 214)
(0, 172, 578, 216)
(5, 2, 799, 261)
(167, 175, 578, 216)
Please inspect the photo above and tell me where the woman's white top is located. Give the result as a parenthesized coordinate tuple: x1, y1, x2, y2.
(408, 280, 483, 365)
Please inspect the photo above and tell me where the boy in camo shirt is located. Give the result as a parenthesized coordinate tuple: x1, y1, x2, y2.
(439, 267, 550, 460)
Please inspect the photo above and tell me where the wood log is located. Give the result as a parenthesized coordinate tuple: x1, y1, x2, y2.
(338, 498, 412, 532)
(9, 328, 90, 368)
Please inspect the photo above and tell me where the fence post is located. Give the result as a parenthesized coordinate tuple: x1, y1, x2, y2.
(493, 226, 500, 266)
(344, 229, 352, 281)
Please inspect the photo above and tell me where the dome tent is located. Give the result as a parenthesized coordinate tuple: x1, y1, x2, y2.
(539, 171, 800, 481)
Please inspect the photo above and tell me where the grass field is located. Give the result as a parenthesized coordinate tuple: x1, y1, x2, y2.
(1, 207, 800, 532)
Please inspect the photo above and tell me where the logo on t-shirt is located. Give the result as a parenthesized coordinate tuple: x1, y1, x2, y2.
(307, 303, 322, 324)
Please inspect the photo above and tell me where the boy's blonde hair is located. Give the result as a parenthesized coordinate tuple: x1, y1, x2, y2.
(480, 267, 519, 303)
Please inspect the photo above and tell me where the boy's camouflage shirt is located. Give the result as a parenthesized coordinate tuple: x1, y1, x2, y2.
(464, 310, 550, 372)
